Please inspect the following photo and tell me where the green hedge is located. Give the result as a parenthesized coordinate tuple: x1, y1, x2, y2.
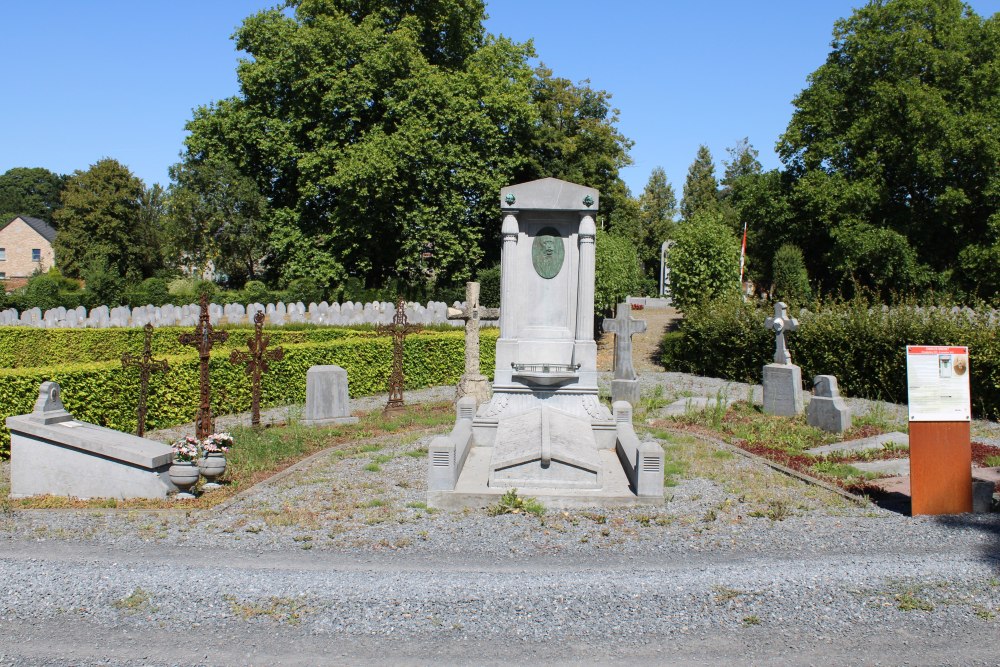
(0, 329, 499, 458)
(0, 325, 379, 369)
(661, 297, 1000, 419)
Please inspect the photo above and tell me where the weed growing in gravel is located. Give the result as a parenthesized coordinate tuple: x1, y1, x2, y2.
(712, 586, 744, 603)
(224, 595, 314, 624)
(638, 385, 667, 418)
(742, 615, 761, 626)
(896, 590, 934, 612)
(405, 447, 428, 458)
(114, 587, 157, 614)
(487, 489, 545, 517)
(974, 606, 995, 620)
(363, 463, 381, 473)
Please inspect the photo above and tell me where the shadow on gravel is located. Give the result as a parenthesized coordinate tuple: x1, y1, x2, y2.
(860, 488, 911, 516)
(933, 514, 1000, 571)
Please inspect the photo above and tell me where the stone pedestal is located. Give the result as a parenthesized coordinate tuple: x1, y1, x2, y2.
(302, 365, 359, 426)
(806, 374, 851, 433)
(762, 363, 803, 417)
(611, 379, 641, 408)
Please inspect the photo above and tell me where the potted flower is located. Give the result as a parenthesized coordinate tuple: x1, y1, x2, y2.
(198, 432, 233, 489)
(169, 436, 201, 498)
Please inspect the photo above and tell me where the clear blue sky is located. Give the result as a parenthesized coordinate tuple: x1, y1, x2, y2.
(3, 1, 999, 199)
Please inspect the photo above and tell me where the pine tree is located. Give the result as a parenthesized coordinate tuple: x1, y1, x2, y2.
(680, 145, 719, 221)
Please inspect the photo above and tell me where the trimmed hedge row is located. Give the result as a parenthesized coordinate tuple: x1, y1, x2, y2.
(0, 325, 377, 369)
(0, 329, 499, 458)
(661, 297, 1000, 419)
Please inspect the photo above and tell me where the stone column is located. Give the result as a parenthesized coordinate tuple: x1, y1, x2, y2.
(575, 212, 596, 342)
(499, 211, 519, 338)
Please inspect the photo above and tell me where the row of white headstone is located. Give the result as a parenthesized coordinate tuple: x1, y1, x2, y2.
(0, 299, 481, 329)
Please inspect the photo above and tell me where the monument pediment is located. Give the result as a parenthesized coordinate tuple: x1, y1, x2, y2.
(500, 178, 599, 212)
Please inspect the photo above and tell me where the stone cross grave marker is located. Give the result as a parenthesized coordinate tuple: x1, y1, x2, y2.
(178, 294, 230, 439)
(229, 310, 284, 427)
(448, 282, 500, 404)
(602, 302, 647, 381)
(602, 302, 648, 406)
(764, 301, 798, 365)
(376, 297, 420, 414)
(121, 323, 169, 437)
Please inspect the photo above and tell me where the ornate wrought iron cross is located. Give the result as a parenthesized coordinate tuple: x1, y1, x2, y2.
(121, 322, 168, 437)
(376, 297, 420, 414)
(178, 294, 230, 439)
(229, 310, 284, 427)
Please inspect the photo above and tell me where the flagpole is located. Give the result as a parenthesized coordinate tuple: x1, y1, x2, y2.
(739, 219, 748, 284)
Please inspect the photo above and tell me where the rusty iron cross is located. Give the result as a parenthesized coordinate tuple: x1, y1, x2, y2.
(229, 310, 284, 427)
(178, 294, 230, 439)
(376, 297, 420, 414)
(121, 322, 169, 437)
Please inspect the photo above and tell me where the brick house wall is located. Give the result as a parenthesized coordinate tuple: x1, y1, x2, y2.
(0, 216, 56, 290)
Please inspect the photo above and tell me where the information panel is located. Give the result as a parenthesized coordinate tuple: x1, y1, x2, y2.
(906, 345, 971, 422)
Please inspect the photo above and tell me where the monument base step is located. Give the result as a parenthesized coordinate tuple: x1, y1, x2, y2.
(428, 446, 664, 510)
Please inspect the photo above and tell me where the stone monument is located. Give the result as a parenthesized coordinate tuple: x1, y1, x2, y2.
(302, 365, 359, 426)
(602, 302, 647, 407)
(427, 178, 664, 508)
(447, 282, 500, 405)
(806, 374, 851, 433)
(762, 301, 804, 416)
(7, 382, 175, 499)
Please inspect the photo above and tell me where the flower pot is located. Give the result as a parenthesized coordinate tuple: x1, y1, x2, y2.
(198, 452, 227, 490)
(169, 461, 199, 499)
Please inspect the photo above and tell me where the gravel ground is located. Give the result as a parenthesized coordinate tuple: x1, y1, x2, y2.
(3, 373, 1000, 665)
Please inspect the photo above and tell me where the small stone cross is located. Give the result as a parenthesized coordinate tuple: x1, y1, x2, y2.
(449, 282, 500, 403)
(376, 297, 420, 414)
(230, 310, 284, 427)
(764, 301, 798, 365)
(121, 322, 169, 437)
(178, 294, 230, 439)
(602, 302, 647, 381)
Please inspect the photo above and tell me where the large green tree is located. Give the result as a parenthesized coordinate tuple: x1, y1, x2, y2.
(53, 159, 163, 280)
(679, 145, 719, 221)
(778, 0, 1000, 298)
(522, 65, 635, 229)
(181, 0, 633, 291)
(182, 0, 537, 290)
(165, 157, 271, 285)
(0, 167, 67, 224)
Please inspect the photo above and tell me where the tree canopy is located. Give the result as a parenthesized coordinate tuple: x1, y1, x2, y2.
(181, 0, 633, 292)
(0, 167, 67, 224)
(778, 0, 1000, 298)
(53, 159, 163, 280)
(680, 145, 719, 221)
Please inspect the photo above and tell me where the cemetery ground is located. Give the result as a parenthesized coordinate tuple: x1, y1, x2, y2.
(3, 326, 1000, 662)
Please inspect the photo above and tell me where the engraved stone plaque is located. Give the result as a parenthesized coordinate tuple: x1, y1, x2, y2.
(531, 227, 564, 279)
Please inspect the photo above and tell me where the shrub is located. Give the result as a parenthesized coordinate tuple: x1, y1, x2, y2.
(476, 264, 501, 308)
(595, 230, 643, 317)
(125, 277, 170, 307)
(81, 260, 125, 308)
(669, 209, 740, 312)
(771, 243, 811, 306)
(285, 277, 324, 305)
(22, 273, 62, 311)
(242, 280, 272, 305)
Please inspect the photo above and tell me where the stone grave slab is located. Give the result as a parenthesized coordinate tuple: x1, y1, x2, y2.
(7, 382, 174, 499)
(852, 458, 910, 476)
(807, 431, 909, 456)
(663, 396, 737, 417)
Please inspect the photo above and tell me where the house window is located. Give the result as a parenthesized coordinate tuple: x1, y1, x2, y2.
(0, 272, 5, 279)
(0, 248, 5, 261)
(32, 249, 41, 262)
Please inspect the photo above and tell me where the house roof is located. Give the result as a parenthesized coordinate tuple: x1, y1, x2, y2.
(0, 215, 57, 244)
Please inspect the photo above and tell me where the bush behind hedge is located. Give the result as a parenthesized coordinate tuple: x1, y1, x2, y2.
(661, 297, 1000, 419)
(0, 329, 499, 458)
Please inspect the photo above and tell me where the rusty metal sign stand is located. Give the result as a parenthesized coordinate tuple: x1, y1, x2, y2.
(121, 322, 169, 437)
(229, 310, 284, 427)
(179, 294, 230, 440)
(376, 297, 419, 414)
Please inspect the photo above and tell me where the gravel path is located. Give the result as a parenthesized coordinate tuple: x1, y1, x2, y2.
(4, 374, 1000, 664)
